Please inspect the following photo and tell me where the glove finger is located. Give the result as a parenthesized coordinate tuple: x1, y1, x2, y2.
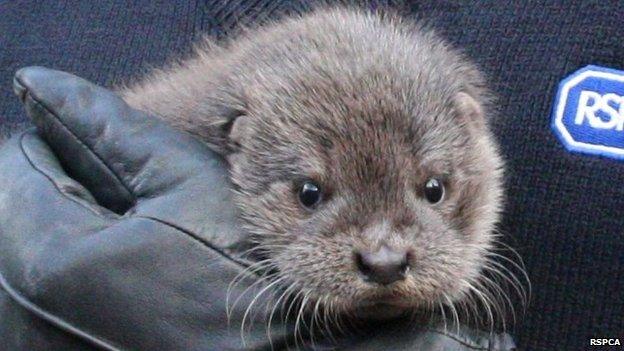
(13, 66, 230, 214)
(0, 129, 117, 221)
(14, 67, 136, 213)
(14, 66, 243, 262)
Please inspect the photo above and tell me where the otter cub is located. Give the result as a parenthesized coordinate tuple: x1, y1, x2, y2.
(122, 8, 506, 325)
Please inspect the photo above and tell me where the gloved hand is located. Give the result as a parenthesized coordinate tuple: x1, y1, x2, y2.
(0, 67, 516, 350)
(0, 66, 296, 350)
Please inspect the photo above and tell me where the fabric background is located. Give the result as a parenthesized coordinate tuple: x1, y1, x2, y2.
(0, 1, 622, 349)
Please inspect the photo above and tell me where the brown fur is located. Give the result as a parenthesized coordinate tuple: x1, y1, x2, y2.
(121, 7, 508, 325)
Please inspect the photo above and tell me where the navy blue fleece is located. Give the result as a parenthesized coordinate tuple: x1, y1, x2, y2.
(0, 1, 622, 349)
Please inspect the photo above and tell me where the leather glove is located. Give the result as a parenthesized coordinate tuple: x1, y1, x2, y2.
(0, 66, 295, 350)
(0, 67, 516, 350)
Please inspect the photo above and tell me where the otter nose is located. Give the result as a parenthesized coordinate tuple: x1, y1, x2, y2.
(355, 245, 409, 285)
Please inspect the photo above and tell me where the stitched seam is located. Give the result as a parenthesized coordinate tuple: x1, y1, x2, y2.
(16, 76, 136, 205)
(0, 216, 254, 351)
(19, 131, 108, 218)
(19, 130, 252, 270)
(8, 131, 245, 348)
(0, 272, 119, 351)
(136, 215, 253, 270)
(423, 327, 492, 350)
(11, 131, 120, 348)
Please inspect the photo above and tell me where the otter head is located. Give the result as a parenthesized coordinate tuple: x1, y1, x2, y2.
(124, 9, 506, 323)
(206, 20, 505, 322)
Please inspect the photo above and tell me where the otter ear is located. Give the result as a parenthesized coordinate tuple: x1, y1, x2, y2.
(454, 92, 486, 129)
(221, 111, 251, 154)
(208, 109, 250, 156)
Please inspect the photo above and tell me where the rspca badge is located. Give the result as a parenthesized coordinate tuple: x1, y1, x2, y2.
(552, 65, 624, 160)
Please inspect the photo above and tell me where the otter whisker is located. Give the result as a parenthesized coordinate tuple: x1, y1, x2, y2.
(226, 259, 277, 322)
(491, 236, 528, 270)
(308, 297, 323, 348)
(476, 276, 507, 332)
(476, 275, 507, 331)
(484, 249, 531, 303)
(328, 298, 347, 338)
(465, 281, 495, 334)
(428, 300, 438, 326)
(266, 282, 294, 348)
(480, 264, 518, 326)
(240, 276, 286, 347)
(483, 256, 530, 308)
(461, 288, 483, 329)
(293, 292, 311, 350)
(443, 294, 461, 335)
(437, 300, 448, 334)
(458, 296, 478, 332)
(320, 295, 339, 344)
(227, 258, 274, 297)
(284, 288, 305, 349)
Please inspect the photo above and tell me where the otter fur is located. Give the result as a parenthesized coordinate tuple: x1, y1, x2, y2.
(121, 7, 520, 331)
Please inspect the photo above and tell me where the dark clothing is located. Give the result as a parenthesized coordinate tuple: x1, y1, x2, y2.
(0, 1, 622, 350)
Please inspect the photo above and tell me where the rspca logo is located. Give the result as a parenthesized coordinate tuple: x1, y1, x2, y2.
(552, 65, 624, 160)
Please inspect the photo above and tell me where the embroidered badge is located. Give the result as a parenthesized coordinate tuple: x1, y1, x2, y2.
(552, 65, 624, 160)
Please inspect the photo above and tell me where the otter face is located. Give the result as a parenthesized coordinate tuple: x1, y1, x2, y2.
(225, 64, 504, 319)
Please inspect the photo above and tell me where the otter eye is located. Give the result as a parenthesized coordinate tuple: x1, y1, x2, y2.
(298, 181, 322, 209)
(424, 178, 444, 204)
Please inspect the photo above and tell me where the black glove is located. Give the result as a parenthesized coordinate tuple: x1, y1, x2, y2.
(0, 67, 516, 350)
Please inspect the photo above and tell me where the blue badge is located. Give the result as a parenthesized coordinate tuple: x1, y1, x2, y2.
(552, 65, 624, 160)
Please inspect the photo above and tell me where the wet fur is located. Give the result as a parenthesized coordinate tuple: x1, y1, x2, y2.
(121, 7, 524, 334)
